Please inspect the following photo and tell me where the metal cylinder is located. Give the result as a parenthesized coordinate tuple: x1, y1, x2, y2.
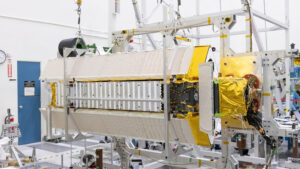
(96, 149, 103, 169)
(293, 137, 298, 158)
(237, 134, 246, 150)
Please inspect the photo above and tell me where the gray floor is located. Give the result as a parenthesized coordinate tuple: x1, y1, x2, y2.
(22, 162, 62, 169)
(28, 142, 72, 153)
(14, 135, 210, 169)
(156, 165, 185, 169)
(64, 140, 99, 147)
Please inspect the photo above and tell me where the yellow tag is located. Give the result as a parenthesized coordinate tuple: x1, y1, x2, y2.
(220, 34, 228, 38)
(262, 93, 271, 96)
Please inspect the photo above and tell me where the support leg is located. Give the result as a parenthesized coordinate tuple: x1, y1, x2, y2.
(11, 146, 23, 167)
(114, 137, 130, 169)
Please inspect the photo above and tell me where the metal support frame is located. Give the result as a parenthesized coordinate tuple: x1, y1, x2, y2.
(112, 10, 237, 53)
(162, 5, 170, 160)
(114, 137, 130, 169)
(285, 0, 291, 115)
(122, 140, 217, 168)
(132, 0, 157, 49)
(243, 1, 252, 53)
(1, 123, 25, 167)
(196, 0, 200, 45)
(46, 107, 53, 139)
(62, 48, 89, 143)
(185, 26, 281, 39)
(113, 1, 290, 52)
(261, 50, 297, 120)
(252, 9, 288, 30)
(113, 9, 243, 37)
(44, 107, 63, 141)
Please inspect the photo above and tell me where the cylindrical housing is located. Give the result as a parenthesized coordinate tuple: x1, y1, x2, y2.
(58, 38, 86, 57)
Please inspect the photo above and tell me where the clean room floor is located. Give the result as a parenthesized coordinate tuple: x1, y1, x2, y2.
(11, 136, 196, 169)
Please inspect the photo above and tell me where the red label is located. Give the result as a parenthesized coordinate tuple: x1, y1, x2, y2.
(7, 58, 12, 78)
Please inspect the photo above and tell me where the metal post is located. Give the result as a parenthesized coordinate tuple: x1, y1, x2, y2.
(63, 51, 69, 142)
(70, 141, 73, 167)
(285, 0, 291, 115)
(85, 156, 88, 169)
(285, 0, 290, 50)
(11, 146, 23, 167)
(111, 140, 113, 165)
(132, 0, 157, 50)
(220, 27, 230, 58)
(32, 147, 37, 162)
(96, 149, 103, 169)
(262, 55, 273, 121)
(220, 128, 229, 168)
(107, 0, 116, 48)
(46, 107, 52, 139)
(163, 5, 170, 160)
(196, 0, 200, 45)
(245, 14, 251, 52)
(263, 0, 268, 50)
(84, 138, 87, 155)
(60, 154, 64, 169)
(293, 137, 298, 158)
(141, 0, 147, 50)
(244, 1, 252, 53)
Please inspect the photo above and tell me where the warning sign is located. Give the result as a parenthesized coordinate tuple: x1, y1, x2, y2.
(24, 81, 35, 96)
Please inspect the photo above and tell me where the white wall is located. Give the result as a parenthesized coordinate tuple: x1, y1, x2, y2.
(0, 0, 110, 133)
(0, 0, 299, 139)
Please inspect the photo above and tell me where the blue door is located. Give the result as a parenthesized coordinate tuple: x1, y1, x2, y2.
(17, 61, 41, 145)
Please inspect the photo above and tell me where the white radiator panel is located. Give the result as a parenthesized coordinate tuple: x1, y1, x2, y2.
(56, 81, 162, 112)
(40, 108, 196, 144)
(198, 63, 214, 135)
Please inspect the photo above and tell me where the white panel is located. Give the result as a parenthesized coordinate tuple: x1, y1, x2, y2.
(95, 82, 99, 109)
(199, 62, 214, 136)
(40, 47, 195, 81)
(75, 82, 78, 108)
(41, 108, 196, 145)
(68, 81, 162, 112)
(87, 83, 90, 108)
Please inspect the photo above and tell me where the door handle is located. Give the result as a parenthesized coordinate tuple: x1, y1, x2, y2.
(19, 105, 23, 109)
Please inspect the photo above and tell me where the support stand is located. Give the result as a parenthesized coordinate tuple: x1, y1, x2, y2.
(1, 122, 25, 167)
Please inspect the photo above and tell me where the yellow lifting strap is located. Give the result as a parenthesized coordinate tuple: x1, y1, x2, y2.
(50, 83, 57, 107)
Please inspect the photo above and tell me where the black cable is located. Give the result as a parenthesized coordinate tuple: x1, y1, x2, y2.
(244, 80, 276, 149)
